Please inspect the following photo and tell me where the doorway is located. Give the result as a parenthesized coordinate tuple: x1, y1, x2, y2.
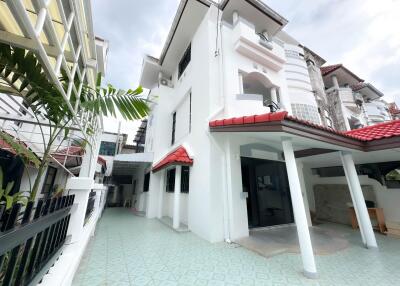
(241, 157, 294, 228)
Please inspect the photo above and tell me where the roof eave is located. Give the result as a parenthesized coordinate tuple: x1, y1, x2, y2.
(159, 0, 211, 65)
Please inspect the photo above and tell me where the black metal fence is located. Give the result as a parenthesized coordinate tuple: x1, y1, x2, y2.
(84, 191, 96, 225)
(0, 195, 74, 286)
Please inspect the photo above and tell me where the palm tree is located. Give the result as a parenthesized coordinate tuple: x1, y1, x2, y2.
(0, 43, 149, 201)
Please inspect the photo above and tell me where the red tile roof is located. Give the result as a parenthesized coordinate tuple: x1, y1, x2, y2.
(209, 111, 400, 143)
(52, 146, 84, 164)
(320, 64, 364, 82)
(97, 156, 107, 167)
(320, 64, 342, 76)
(351, 82, 367, 91)
(0, 138, 18, 155)
(345, 120, 400, 141)
(152, 146, 193, 172)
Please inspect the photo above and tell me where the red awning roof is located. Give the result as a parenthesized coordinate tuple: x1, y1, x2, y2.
(209, 111, 400, 143)
(152, 146, 193, 172)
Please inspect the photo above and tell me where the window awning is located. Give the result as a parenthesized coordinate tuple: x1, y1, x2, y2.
(209, 111, 400, 151)
(152, 146, 193, 173)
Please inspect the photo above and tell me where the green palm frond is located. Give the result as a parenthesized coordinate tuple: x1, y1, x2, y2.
(0, 43, 72, 124)
(80, 73, 149, 120)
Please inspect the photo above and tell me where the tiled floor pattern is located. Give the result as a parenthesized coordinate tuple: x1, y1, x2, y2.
(72, 208, 400, 286)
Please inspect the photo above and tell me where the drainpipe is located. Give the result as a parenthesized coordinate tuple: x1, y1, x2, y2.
(115, 121, 121, 156)
(209, 4, 231, 243)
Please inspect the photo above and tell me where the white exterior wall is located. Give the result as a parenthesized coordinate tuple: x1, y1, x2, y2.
(145, 6, 225, 242)
(284, 45, 320, 124)
(302, 165, 400, 224)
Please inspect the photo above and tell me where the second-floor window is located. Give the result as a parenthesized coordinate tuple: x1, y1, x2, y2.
(171, 112, 176, 145)
(99, 141, 117, 156)
(178, 44, 191, 78)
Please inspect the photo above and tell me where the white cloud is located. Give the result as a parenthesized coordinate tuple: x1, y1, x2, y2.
(92, 0, 179, 141)
(265, 0, 400, 101)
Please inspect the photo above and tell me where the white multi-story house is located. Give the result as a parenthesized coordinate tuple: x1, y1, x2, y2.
(136, 0, 400, 278)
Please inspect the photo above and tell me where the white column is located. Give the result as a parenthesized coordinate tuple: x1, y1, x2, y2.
(66, 177, 93, 243)
(297, 162, 312, 227)
(270, 87, 278, 103)
(282, 139, 317, 279)
(232, 10, 239, 25)
(340, 151, 377, 248)
(331, 75, 339, 89)
(157, 170, 165, 219)
(173, 166, 182, 229)
(238, 72, 244, 94)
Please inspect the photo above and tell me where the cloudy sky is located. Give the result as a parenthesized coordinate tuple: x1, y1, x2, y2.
(92, 0, 400, 140)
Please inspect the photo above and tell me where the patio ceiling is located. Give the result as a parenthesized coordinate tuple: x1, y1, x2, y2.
(112, 152, 153, 176)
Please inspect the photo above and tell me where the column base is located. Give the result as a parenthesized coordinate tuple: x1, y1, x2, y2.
(366, 245, 379, 251)
(303, 270, 318, 279)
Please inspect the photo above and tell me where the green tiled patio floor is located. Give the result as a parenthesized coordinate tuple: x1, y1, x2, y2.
(72, 208, 400, 286)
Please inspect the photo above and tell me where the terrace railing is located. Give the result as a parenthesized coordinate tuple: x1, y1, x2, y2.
(0, 195, 74, 286)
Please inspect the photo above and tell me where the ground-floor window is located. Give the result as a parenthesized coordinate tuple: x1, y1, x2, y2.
(181, 166, 190, 193)
(143, 172, 150, 192)
(166, 168, 176, 192)
(165, 166, 190, 193)
(41, 166, 57, 196)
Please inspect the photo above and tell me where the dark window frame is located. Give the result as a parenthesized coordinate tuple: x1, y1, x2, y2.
(166, 168, 176, 193)
(171, 112, 176, 145)
(178, 44, 191, 78)
(143, 172, 150, 192)
(41, 166, 58, 195)
(181, 166, 190, 193)
(165, 166, 190, 193)
(99, 141, 117, 156)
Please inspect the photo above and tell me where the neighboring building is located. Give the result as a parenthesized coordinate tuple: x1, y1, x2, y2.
(0, 0, 109, 199)
(389, 102, 400, 120)
(317, 64, 391, 131)
(0, 2, 109, 285)
(132, 0, 400, 278)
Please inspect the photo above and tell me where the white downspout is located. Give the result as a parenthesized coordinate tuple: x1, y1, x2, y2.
(210, 4, 231, 243)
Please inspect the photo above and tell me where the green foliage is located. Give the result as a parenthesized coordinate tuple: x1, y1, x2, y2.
(0, 43, 150, 201)
(0, 131, 40, 168)
(0, 43, 73, 125)
(0, 167, 28, 210)
(80, 73, 150, 120)
(386, 169, 400, 181)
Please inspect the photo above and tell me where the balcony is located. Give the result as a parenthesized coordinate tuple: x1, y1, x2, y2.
(232, 19, 286, 72)
(326, 87, 360, 113)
